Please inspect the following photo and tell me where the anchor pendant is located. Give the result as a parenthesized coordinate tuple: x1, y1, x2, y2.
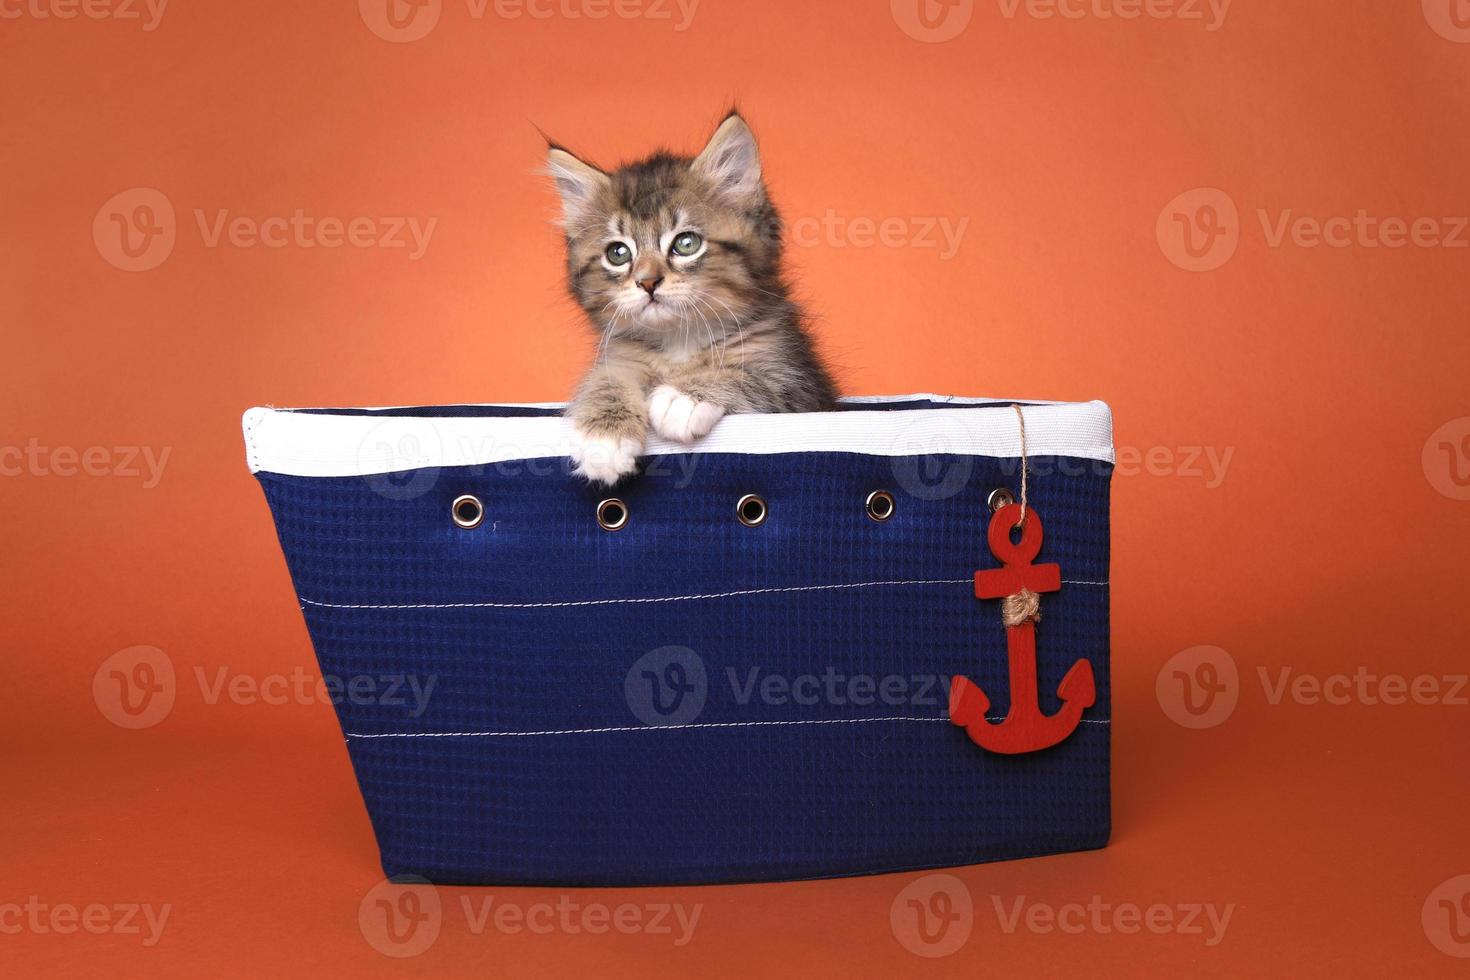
(949, 502, 1096, 755)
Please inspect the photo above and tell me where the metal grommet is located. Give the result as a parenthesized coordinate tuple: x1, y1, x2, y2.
(451, 494, 484, 530)
(736, 493, 767, 528)
(596, 498, 629, 532)
(865, 490, 896, 523)
(987, 488, 1016, 514)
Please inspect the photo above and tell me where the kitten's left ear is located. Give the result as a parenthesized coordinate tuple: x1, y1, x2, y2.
(546, 146, 610, 227)
(692, 113, 764, 204)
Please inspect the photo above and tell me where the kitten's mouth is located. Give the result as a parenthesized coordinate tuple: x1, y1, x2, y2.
(636, 296, 679, 324)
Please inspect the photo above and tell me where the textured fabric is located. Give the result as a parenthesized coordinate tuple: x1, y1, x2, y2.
(251, 403, 1112, 886)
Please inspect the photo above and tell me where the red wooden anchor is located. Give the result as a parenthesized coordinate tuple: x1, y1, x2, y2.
(949, 503, 1095, 754)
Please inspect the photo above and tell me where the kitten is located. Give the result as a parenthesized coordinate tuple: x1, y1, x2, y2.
(548, 112, 838, 486)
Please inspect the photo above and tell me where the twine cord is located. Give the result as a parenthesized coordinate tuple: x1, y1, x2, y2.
(1002, 589, 1040, 628)
(1014, 402, 1028, 527)
(1001, 404, 1039, 628)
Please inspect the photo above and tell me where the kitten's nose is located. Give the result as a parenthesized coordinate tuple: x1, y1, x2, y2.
(637, 276, 664, 296)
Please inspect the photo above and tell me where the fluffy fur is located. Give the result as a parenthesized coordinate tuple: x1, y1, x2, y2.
(549, 112, 838, 485)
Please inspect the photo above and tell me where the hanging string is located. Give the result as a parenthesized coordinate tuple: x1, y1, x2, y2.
(1013, 402, 1028, 528)
(1001, 403, 1039, 628)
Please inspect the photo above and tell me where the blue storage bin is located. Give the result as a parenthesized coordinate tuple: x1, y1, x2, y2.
(243, 395, 1113, 885)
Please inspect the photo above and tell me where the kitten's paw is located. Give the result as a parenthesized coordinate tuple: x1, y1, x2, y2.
(570, 429, 643, 486)
(647, 385, 725, 444)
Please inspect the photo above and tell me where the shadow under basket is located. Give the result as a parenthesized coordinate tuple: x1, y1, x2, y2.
(243, 394, 1114, 886)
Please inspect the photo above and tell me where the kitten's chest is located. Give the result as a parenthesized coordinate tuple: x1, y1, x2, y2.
(650, 335, 715, 368)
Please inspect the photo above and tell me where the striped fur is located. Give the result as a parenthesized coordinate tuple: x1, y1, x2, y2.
(549, 113, 838, 484)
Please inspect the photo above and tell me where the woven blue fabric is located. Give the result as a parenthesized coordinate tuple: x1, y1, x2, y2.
(253, 411, 1112, 886)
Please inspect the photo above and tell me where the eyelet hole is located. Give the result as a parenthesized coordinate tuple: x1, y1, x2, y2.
(737, 494, 767, 528)
(597, 498, 629, 532)
(865, 490, 896, 522)
(987, 488, 1015, 514)
(451, 494, 484, 530)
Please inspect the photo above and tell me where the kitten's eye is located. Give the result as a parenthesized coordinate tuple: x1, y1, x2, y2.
(671, 232, 703, 257)
(605, 242, 633, 266)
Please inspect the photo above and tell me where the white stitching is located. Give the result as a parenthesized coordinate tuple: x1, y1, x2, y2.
(300, 577, 1108, 611)
(343, 716, 1113, 739)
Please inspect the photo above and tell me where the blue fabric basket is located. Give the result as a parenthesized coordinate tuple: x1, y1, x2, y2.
(243, 395, 1114, 886)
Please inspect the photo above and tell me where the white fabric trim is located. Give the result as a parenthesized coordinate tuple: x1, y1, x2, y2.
(242, 395, 1114, 477)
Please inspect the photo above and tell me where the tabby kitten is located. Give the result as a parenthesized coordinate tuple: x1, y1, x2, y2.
(549, 112, 838, 485)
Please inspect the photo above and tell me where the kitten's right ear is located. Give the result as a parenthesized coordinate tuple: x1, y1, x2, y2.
(546, 147, 610, 227)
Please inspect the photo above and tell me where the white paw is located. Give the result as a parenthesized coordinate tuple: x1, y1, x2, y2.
(571, 430, 643, 486)
(647, 385, 725, 444)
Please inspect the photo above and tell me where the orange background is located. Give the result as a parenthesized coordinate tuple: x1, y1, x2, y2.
(5, 0, 1470, 974)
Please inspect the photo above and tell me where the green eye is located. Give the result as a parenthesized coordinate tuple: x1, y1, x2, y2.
(671, 232, 703, 257)
(605, 242, 632, 266)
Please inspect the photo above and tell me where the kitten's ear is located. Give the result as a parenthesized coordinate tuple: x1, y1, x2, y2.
(546, 147, 610, 227)
(692, 113, 764, 204)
